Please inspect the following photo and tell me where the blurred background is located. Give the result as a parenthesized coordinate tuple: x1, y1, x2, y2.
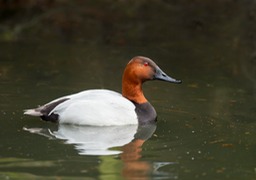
(0, 0, 255, 87)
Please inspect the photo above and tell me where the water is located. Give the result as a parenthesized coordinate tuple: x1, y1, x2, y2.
(1, 1, 256, 180)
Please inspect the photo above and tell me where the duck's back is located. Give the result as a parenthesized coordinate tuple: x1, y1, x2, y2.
(26, 90, 138, 126)
(57, 90, 138, 126)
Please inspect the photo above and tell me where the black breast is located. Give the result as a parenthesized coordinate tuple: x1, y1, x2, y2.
(134, 102, 157, 124)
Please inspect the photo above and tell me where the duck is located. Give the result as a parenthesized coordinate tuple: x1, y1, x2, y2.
(24, 56, 181, 126)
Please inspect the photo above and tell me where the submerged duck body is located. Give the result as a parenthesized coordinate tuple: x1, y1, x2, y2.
(24, 56, 181, 126)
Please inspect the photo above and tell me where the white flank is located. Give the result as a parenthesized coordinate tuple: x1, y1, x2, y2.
(53, 90, 138, 126)
(25, 89, 138, 126)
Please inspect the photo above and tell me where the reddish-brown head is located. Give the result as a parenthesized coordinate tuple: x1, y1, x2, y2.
(123, 56, 156, 83)
(122, 56, 181, 104)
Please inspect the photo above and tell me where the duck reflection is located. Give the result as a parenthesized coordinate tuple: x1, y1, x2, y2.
(23, 123, 156, 156)
(24, 123, 176, 179)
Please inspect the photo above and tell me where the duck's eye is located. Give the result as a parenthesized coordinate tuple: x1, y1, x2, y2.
(143, 62, 149, 67)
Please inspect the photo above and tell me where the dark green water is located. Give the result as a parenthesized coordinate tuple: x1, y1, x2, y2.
(0, 42, 255, 180)
(0, 1, 256, 180)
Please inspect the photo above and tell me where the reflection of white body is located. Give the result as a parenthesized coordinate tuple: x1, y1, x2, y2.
(54, 124, 138, 155)
(24, 124, 138, 155)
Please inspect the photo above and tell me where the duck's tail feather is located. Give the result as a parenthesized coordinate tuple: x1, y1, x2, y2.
(23, 98, 69, 122)
(24, 107, 59, 122)
(24, 108, 43, 116)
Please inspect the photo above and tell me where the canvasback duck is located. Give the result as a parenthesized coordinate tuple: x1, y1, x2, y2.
(24, 56, 181, 126)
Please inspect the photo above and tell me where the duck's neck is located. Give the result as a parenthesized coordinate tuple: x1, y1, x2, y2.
(122, 78, 147, 104)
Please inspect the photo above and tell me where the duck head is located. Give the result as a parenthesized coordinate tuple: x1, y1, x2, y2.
(122, 56, 181, 104)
